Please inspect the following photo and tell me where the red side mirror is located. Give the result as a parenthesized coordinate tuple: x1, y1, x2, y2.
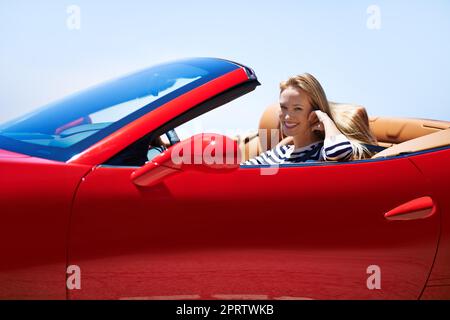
(131, 133, 241, 187)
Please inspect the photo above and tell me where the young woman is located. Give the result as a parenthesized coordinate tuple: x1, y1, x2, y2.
(243, 73, 376, 165)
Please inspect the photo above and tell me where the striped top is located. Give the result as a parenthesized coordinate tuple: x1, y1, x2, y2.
(242, 134, 354, 166)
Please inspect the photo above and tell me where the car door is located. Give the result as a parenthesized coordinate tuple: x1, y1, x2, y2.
(68, 154, 439, 299)
(0, 154, 90, 299)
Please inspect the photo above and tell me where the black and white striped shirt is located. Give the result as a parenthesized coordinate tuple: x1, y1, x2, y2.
(242, 134, 354, 166)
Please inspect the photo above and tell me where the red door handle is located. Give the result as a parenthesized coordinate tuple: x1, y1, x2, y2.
(384, 196, 435, 221)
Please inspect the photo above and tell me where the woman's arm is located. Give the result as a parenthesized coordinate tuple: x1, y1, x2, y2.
(322, 134, 354, 161)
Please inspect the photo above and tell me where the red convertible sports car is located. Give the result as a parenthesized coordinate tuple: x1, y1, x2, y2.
(1, 58, 450, 300)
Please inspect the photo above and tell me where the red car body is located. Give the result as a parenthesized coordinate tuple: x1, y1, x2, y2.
(0, 58, 449, 299)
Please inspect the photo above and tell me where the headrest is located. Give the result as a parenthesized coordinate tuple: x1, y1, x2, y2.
(258, 103, 282, 151)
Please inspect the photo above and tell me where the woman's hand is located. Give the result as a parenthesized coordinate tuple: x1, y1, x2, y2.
(308, 110, 329, 133)
(309, 110, 343, 139)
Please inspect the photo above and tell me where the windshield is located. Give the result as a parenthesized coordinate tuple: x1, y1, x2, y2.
(0, 58, 239, 161)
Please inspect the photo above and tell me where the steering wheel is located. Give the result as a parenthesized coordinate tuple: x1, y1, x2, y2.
(146, 129, 180, 162)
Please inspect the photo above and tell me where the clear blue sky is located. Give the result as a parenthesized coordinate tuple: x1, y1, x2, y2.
(1, 0, 449, 134)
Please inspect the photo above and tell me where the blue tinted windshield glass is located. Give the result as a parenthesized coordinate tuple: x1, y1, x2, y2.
(0, 58, 239, 161)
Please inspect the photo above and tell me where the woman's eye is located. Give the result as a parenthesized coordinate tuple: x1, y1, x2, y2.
(294, 107, 302, 111)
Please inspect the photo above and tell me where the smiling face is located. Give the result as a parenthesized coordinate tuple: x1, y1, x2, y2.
(279, 86, 315, 138)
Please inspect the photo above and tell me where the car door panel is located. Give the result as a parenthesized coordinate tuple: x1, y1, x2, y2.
(0, 158, 90, 299)
(408, 148, 450, 299)
(68, 157, 439, 299)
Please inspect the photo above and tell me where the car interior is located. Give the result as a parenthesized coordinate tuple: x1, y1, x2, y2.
(235, 102, 450, 162)
(105, 99, 450, 167)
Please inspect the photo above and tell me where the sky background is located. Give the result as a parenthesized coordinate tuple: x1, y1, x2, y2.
(1, 0, 449, 135)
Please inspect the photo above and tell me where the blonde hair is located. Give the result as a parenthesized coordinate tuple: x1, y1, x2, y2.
(280, 73, 377, 160)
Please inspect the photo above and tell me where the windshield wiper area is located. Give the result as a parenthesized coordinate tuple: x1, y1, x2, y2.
(1, 132, 55, 140)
